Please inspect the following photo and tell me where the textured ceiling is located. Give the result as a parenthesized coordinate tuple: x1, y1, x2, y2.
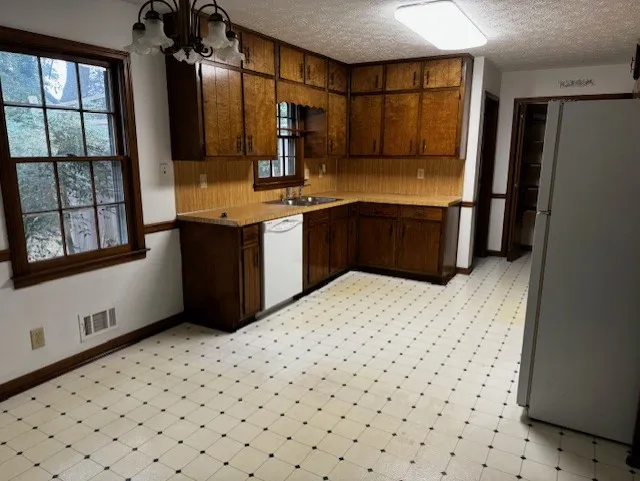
(123, 0, 640, 70)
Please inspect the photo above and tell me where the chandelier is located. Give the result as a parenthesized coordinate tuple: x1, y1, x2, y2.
(124, 0, 245, 65)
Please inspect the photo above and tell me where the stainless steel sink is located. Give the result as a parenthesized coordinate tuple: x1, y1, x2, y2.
(265, 196, 341, 207)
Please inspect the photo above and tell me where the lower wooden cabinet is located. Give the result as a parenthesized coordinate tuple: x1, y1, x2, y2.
(396, 219, 440, 275)
(181, 222, 262, 332)
(358, 215, 397, 269)
(307, 222, 330, 286)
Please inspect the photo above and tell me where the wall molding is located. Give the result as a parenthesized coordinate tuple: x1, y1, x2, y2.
(460, 201, 476, 208)
(0, 220, 179, 264)
(487, 249, 505, 257)
(490, 193, 507, 199)
(0, 313, 185, 402)
(457, 265, 474, 275)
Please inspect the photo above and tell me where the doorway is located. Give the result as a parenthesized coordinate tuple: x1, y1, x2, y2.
(474, 92, 499, 257)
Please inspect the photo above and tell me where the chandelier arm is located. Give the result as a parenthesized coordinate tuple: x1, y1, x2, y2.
(193, 2, 232, 31)
(137, 0, 177, 22)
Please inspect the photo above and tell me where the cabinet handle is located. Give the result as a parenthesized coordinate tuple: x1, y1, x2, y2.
(245, 46, 251, 64)
(425, 70, 430, 86)
(330, 139, 333, 153)
(248, 135, 253, 153)
(388, 224, 393, 237)
(330, 72, 335, 87)
(254, 252, 258, 268)
(299, 63, 304, 80)
(373, 139, 377, 153)
(422, 139, 426, 153)
(236, 135, 241, 153)
(307, 65, 311, 79)
(375, 74, 379, 88)
(400, 224, 405, 240)
(409, 140, 413, 153)
(413, 71, 417, 86)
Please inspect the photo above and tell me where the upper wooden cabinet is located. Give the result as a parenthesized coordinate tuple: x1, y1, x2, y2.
(279, 45, 305, 82)
(305, 54, 326, 88)
(242, 32, 275, 75)
(243, 73, 277, 156)
(385, 62, 422, 91)
(383, 93, 420, 156)
(424, 58, 463, 88)
(351, 65, 384, 92)
(350, 95, 383, 155)
(419, 89, 461, 156)
(328, 93, 347, 156)
(202, 65, 244, 156)
(328, 61, 348, 93)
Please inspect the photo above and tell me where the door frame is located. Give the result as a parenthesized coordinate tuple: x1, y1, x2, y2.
(474, 91, 499, 258)
(501, 92, 632, 257)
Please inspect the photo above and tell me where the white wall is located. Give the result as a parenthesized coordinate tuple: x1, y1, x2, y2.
(487, 63, 635, 251)
(456, 57, 501, 269)
(0, 0, 182, 384)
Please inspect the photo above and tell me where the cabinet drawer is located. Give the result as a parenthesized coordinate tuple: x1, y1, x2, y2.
(331, 205, 349, 220)
(305, 209, 331, 227)
(359, 203, 399, 218)
(242, 225, 260, 246)
(400, 206, 443, 221)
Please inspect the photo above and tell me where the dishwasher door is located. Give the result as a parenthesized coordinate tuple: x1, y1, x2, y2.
(261, 214, 303, 311)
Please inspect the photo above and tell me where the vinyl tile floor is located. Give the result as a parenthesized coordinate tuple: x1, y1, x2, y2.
(0, 256, 635, 481)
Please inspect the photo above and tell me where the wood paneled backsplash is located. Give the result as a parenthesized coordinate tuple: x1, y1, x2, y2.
(174, 157, 337, 213)
(336, 157, 464, 197)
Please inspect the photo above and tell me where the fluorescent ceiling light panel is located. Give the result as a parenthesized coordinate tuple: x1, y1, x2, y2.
(394, 1, 487, 50)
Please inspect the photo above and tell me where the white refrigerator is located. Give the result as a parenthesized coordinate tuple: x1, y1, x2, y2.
(516, 99, 640, 444)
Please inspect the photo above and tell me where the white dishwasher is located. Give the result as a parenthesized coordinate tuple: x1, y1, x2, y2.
(261, 214, 303, 311)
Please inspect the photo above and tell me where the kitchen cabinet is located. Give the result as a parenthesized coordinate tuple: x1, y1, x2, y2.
(242, 31, 275, 75)
(328, 61, 348, 93)
(386, 62, 422, 91)
(396, 219, 440, 274)
(423, 58, 462, 88)
(419, 89, 460, 156)
(279, 45, 305, 82)
(307, 222, 330, 286)
(305, 53, 326, 88)
(351, 65, 384, 92)
(358, 215, 396, 269)
(348, 212, 358, 267)
(329, 210, 349, 275)
(202, 65, 244, 156)
(328, 93, 347, 156)
(180, 222, 262, 332)
(383, 93, 420, 155)
(243, 73, 277, 156)
(350, 95, 383, 155)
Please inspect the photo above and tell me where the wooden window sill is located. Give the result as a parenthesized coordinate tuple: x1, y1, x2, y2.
(12, 248, 149, 289)
(254, 178, 304, 191)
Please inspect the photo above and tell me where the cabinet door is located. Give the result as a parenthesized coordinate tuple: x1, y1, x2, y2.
(396, 219, 441, 275)
(348, 216, 358, 267)
(242, 32, 275, 75)
(330, 218, 349, 275)
(385, 62, 421, 91)
(423, 58, 463, 88)
(242, 244, 261, 316)
(350, 95, 382, 155)
(351, 65, 384, 92)
(383, 93, 420, 156)
(305, 54, 326, 88)
(202, 65, 244, 156)
(279, 45, 305, 83)
(308, 223, 330, 286)
(328, 61, 348, 93)
(419, 90, 460, 156)
(328, 93, 347, 156)
(243, 74, 277, 156)
(358, 216, 396, 268)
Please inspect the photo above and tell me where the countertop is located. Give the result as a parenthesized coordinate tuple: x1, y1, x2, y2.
(177, 191, 462, 227)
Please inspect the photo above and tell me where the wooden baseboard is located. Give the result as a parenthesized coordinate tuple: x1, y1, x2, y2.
(0, 312, 184, 402)
(487, 249, 505, 257)
(0, 249, 9, 263)
(144, 219, 179, 235)
(457, 265, 474, 275)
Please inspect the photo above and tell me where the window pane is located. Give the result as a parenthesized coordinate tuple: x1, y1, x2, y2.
(63, 208, 98, 254)
(271, 159, 283, 177)
(41, 58, 79, 108)
(286, 157, 295, 176)
(58, 162, 93, 208)
(4, 106, 48, 157)
(94, 160, 124, 204)
(47, 109, 84, 156)
(279, 102, 288, 116)
(0, 52, 42, 105)
(79, 64, 110, 111)
(98, 204, 128, 248)
(257, 160, 271, 179)
(84, 113, 115, 156)
(17, 162, 58, 213)
(23, 212, 64, 262)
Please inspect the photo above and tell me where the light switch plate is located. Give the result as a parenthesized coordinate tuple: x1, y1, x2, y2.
(30, 327, 45, 350)
(304, 168, 310, 180)
(417, 168, 425, 179)
(160, 163, 170, 177)
(199, 173, 208, 189)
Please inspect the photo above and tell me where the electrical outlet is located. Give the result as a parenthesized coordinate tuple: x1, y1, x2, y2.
(160, 163, 170, 177)
(199, 173, 208, 189)
(321, 163, 327, 174)
(30, 327, 45, 350)
(417, 168, 425, 180)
